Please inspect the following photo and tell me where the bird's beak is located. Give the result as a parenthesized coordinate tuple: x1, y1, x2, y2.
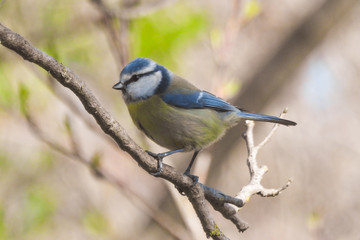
(112, 82, 124, 91)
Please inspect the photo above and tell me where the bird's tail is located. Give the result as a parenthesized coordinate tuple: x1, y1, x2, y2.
(237, 111, 297, 126)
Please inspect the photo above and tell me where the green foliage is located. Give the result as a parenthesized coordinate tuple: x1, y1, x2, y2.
(0, 152, 10, 172)
(90, 152, 101, 169)
(22, 186, 56, 233)
(83, 210, 110, 237)
(42, 1, 70, 34)
(36, 152, 55, 171)
(209, 224, 221, 237)
(0, 205, 8, 240)
(55, 33, 96, 66)
(41, 1, 94, 65)
(18, 83, 30, 116)
(0, 67, 13, 109)
(63, 115, 72, 136)
(90, 152, 102, 178)
(42, 40, 61, 62)
(242, 0, 262, 20)
(129, 2, 209, 70)
(307, 210, 323, 230)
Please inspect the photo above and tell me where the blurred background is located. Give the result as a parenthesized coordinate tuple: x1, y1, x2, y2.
(1, 0, 360, 239)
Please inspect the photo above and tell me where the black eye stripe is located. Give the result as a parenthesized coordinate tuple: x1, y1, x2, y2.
(124, 70, 158, 87)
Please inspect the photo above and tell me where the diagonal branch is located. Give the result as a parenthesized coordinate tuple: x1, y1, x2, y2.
(0, 22, 228, 239)
(19, 82, 192, 240)
(1, 22, 295, 239)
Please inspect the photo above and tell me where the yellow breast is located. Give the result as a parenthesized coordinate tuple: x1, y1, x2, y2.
(127, 96, 230, 151)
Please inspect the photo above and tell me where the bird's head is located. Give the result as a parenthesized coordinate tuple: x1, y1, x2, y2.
(113, 57, 171, 103)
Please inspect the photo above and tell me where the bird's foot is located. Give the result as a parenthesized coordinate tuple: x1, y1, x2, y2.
(184, 171, 199, 185)
(146, 151, 163, 176)
(175, 172, 199, 196)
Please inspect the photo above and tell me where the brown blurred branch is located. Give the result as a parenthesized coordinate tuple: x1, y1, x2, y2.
(90, 0, 178, 68)
(25, 113, 86, 163)
(94, 0, 178, 20)
(27, 65, 119, 149)
(90, 0, 128, 68)
(115, 0, 178, 20)
(209, 0, 359, 183)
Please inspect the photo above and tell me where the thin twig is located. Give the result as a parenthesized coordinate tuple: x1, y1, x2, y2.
(234, 111, 293, 209)
(198, 110, 292, 231)
(115, 0, 178, 20)
(27, 64, 119, 149)
(258, 178, 293, 197)
(256, 108, 288, 150)
(90, 0, 177, 66)
(64, 115, 82, 158)
(25, 113, 88, 163)
(90, 0, 126, 68)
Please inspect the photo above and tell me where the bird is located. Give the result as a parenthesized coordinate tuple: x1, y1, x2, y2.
(113, 57, 296, 179)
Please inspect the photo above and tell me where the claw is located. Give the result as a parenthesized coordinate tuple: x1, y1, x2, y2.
(145, 150, 158, 158)
(175, 185, 186, 196)
(146, 151, 163, 176)
(151, 158, 163, 176)
(184, 171, 199, 185)
(175, 172, 199, 196)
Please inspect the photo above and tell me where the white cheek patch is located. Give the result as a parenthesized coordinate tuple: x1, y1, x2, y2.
(127, 71, 162, 100)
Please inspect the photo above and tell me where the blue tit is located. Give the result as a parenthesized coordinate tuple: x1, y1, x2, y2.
(113, 57, 296, 178)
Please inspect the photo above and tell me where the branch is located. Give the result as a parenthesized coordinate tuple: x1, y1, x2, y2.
(233, 110, 292, 210)
(0, 23, 228, 239)
(90, 0, 129, 68)
(0, 23, 152, 173)
(25, 113, 86, 162)
(95, 0, 178, 20)
(19, 84, 191, 240)
(201, 184, 249, 232)
(198, 110, 292, 232)
(26, 64, 119, 149)
(1, 21, 295, 238)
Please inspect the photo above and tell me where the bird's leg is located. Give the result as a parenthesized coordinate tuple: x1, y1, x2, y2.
(146, 148, 185, 176)
(184, 150, 200, 184)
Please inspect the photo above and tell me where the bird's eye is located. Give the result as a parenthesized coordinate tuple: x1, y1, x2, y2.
(130, 74, 140, 82)
(123, 74, 143, 88)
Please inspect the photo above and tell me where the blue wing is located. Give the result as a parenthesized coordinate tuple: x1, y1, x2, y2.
(161, 91, 238, 112)
(161, 90, 297, 126)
